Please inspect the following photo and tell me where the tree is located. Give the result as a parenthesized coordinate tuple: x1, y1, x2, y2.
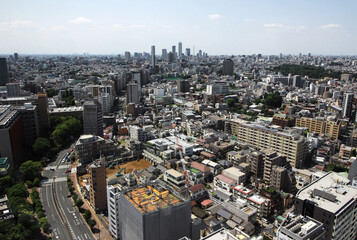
(32, 137, 51, 157)
(0, 175, 15, 195)
(19, 160, 42, 181)
(226, 99, 235, 108)
(8, 183, 29, 199)
(75, 199, 84, 208)
(51, 117, 82, 148)
(87, 219, 96, 231)
(83, 210, 91, 222)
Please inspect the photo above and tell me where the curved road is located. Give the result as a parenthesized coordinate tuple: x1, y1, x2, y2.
(40, 146, 95, 240)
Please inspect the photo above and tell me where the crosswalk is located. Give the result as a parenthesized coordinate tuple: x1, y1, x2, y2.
(41, 177, 67, 185)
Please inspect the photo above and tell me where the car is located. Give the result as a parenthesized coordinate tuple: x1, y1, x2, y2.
(50, 168, 55, 171)
(70, 148, 73, 152)
(65, 169, 71, 173)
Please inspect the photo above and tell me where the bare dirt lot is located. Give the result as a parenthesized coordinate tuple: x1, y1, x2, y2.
(105, 159, 152, 178)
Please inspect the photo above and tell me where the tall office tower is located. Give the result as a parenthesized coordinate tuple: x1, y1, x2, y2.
(0, 58, 9, 86)
(198, 50, 202, 58)
(119, 183, 192, 240)
(185, 48, 191, 57)
(125, 51, 131, 62)
(177, 80, 190, 93)
(36, 93, 50, 131)
(6, 83, 20, 97)
(342, 93, 354, 119)
(126, 82, 139, 104)
(132, 71, 142, 93)
(99, 85, 113, 114)
(294, 171, 357, 240)
(13, 53, 18, 62)
(172, 45, 176, 59)
(162, 49, 167, 61)
(167, 52, 174, 64)
(83, 100, 103, 137)
(151, 45, 156, 66)
(222, 59, 234, 75)
(88, 157, 107, 211)
(0, 105, 24, 167)
(178, 42, 182, 59)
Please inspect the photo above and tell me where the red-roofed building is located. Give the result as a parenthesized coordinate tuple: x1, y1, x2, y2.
(214, 174, 237, 193)
(188, 183, 207, 200)
(201, 199, 213, 209)
(191, 161, 211, 179)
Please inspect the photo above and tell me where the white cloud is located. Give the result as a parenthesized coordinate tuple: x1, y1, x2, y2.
(264, 23, 285, 28)
(127, 25, 146, 29)
(208, 14, 221, 20)
(111, 24, 123, 29)
(10, 20, 34, 27)
(320, 24, 341, 29)
(69, 17, 91, 24)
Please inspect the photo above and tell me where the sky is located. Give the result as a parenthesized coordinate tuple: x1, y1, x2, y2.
(1, 0, 357, 55)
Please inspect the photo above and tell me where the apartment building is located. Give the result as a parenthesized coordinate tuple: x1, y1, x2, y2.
(230, 120, 307, 168)
(272, 114, 295, 128)
(107, 185, 121, 239)
(88, 157, 107, 211)
(295, 117, 341, 140)
(294, 172, 357, 240)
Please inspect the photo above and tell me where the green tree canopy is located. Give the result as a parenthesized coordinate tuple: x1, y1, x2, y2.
(51, 117, 82, 148)
(32, 137, 51, 157)
(19, 160, 42, 181)
(0, 175, 15, 195)
(264, 92, 283, 108)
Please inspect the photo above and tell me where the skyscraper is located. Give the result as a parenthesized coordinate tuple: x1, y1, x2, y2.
(185, 48, 191, 57)
(126, 82, 139, 104)
(222, 59, 234, 75)
(13, 53, 18, 62)
(178, 42, 182, 59)
(162, 49, 167, 61)
(151, 45, 156, 67)
(342, 93, 354, 119)
(37, 93, 50, 131)
(89, 157, 107, 212)
(83, 100, 103, 137)
(125, 51, 131, 62)
(172, 46, 176, 60)
(0, 58, 9, 86)
(167, 52, 174, 64)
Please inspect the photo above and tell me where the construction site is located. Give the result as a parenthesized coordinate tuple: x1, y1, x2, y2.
(105, 158, 152, 178)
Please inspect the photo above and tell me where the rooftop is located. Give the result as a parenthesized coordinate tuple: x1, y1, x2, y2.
(296, 171, 357, 213)
(124, 185, 183, 213)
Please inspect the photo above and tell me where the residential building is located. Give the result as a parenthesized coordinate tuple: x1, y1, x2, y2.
(88, 157, 107, 212)
(227, 151, 247, 166)
(164, 169, 186, 189)
(16, 103, 39, 147)
(83, 100, 103, 137)
(277, 214, 325, 240)
(6, 83, 20, 97)
(126, 82, 139, 104)
(162, 49, 167, 60)
(177, 80, 190, 93)
(248, 151, 264, 179)
(230, 120, 308, 168)
(294, 171, 357, 240)
(206, 82, 230, 95)
(295, 117, 341, 140)
(214, 174, 237, 193)
(188, 183, 206, 200)
(272, 114, 295, 128)
(129, 125, 147, 142)
(339, 144, 352, 160)
(262, 149, 286, 183)
(223, 167, 246, 185)
(36, 93, 50, 131)
(222, 59, 234, 75)
(119, 183, 192, 240)
(342, 93, 354, 119)
(107, 185, 121, 239)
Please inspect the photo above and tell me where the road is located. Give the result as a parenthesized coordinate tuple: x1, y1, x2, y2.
(40, 146, 95, 240)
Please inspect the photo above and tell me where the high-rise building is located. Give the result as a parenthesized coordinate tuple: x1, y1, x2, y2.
(0, 105, 24, 167)
(83, 100, 103, 137)
(36, 93, 50, 131)
(295, 117, 341, 140)
(294, 171, 357, 240)
(167, 52, 174, 64)
(126, 82, 139, 104)
(88, 157, 107, 211)
(6, 83, 20, 97)
(107, 185, 121, 239)
(206, 82, 230, 95)
(178, 42, 182, 59)
(172, 46, 176, 60)
(229, 120, 307, 168)
(16, 103, 39, 147)
(125, 51, 131, 62)
(13, 53, 18, 62)
(222, 59, 234, 75)
(162, 49, 167, 61)
(99, 85, 114, 114)
(185, 48, 191, 57)
(119, 183, 192, 240)
(0, 58, 9, 86)
(342, 93, 354, 119)
(151, 45, 156, 66)
(177, 80, 190, 93)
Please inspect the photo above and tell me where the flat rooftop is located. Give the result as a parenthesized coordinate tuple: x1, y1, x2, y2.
(296, 171, 357, 214)
(125, 185, 183, 213)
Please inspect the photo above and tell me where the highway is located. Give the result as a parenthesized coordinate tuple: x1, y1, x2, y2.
(40, 146, 95, 240)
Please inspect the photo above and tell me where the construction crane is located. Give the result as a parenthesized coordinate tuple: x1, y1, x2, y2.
(176, 137, 190, 187)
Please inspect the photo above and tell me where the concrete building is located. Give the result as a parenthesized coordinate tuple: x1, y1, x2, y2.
(167, 52, 174, 64)
(129, 125, 147, 142)
(36, 93, 50, 131)
(222, 59, 234, 75)
(107, 185, 121, 239)
(294, 171, 357, 240)
(125, 51, 131, 62)
(162, 49, 167, 61)
(214, 174, 237, 193)
(277, 214, 325, 240)
(227, 151, 247, 166)
(230, 120, 307, 168)
(206, 82, 230, 95)
(262, 149, 286, 183)
(295, 117, 341, 140)
(76, 135, 117, 163)
(177, 80, 190, 93)
(119, 183, 192, 240)
(0, 58, 9, 86)
(88, 157, 107, 212)
(172, 46, 176, 60)
(0, 105, 24, 167)
(178, 42, 182, 59)
(83, 100, 103, 137)
(223, 167, 246, 185)
(6, 83, 20, 97)
(248, 151, 264, 179)
(16, 103, 39, 147)
(342, 93, 354, 119)
(272, 114, 295, 129)
(185, 48, 190, 57)
(99, 85, 114, 114)
(126, 82, 139, 104)
(151, 45, 156, 66)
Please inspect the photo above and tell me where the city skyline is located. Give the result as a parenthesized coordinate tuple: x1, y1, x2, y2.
(1, 0, 357, 55)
